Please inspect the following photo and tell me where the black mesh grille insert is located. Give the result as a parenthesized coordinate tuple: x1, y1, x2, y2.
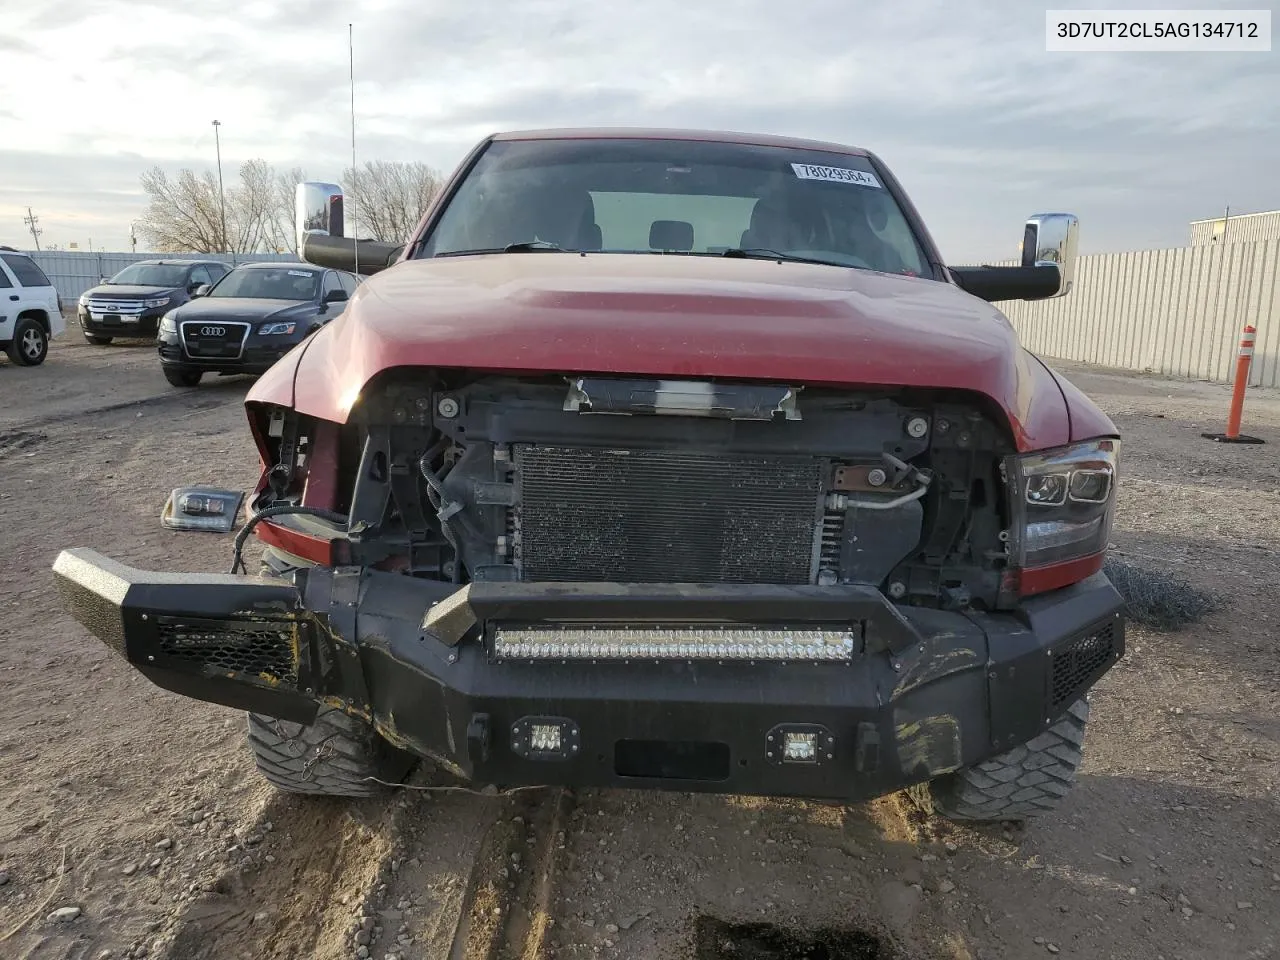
(156, 617, 299, 685)
(181, 321, 248, 359)
(1050, 623, 1116, 709)
(515, 446, 824, 583)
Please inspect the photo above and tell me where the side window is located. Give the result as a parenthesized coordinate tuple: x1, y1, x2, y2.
(339, 273, 357, 295)
(321, 272, 343, 298)
(210, 262, 230, 279)
(189, 265, 213, 287)
(0, 253, 52, 288)
(0, 263, 12, 288)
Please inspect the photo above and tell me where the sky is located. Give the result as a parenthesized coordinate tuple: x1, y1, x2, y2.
(0, 0, 1276, 262)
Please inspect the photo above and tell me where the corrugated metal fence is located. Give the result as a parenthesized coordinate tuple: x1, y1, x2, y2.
(22, 250, 299, 302)
(990, 239, 1280, 388)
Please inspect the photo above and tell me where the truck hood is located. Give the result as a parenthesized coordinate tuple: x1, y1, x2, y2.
(251, 254, 1097, 450)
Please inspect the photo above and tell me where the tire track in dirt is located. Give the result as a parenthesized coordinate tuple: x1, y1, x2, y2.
(8, 391, 237, 434)
(146, 767, 569, 960)
(446, 787, 576, 960)
(158, 793, 397, 960)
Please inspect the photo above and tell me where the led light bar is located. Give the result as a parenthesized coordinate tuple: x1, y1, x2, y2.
(491, 625, 856, 661)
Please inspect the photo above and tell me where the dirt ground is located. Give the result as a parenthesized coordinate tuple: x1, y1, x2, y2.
(1, 327, 1277, 960)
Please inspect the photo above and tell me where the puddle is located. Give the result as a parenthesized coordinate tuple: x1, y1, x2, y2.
(694, 916, 894, 960)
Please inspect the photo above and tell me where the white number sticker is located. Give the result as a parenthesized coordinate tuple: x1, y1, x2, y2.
(790, 163, 881, 188)
(287, 270, 312, 277)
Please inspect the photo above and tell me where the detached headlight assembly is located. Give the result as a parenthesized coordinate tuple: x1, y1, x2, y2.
(259, 322, 297, 335)
(144, 297, 171, 308)
(1004, 438, 1119, 592)
(159, 313, 177, 336)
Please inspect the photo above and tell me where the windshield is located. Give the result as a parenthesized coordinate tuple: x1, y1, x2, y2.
(208, 267, 319, 300)
(108, 264, 189, 287)
(419, 138, 931, 276)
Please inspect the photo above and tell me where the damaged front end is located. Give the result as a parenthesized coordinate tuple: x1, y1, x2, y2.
(53, 371, 1126, 800)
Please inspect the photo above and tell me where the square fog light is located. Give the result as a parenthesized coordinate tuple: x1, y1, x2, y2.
(766, 723, 835, 766)
(511, 715, 580, 761)
(783, 732, 818, 762)
(530, 723, 562, 752)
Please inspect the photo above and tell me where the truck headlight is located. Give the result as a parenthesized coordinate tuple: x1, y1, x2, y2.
(258, 322, 297, 335)
(1005, 438, 1119, 590)
(78, 293, 89, 306)
(159, 314, 177, 336)
(144, 297, 171, 308)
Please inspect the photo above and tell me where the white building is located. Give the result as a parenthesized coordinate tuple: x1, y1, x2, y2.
(1189, 209, 1280, 246)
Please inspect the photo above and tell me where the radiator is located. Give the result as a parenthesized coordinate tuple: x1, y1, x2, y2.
(514, 445, 825, 584)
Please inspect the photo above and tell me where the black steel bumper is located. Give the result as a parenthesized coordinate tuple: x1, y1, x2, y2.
(52, 548, 1125, 801)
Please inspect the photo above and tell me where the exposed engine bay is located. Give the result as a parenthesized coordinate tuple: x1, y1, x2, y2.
(257, 372, 1019, 612)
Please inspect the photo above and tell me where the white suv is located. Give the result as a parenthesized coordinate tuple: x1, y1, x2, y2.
(0, 247, 65, 366)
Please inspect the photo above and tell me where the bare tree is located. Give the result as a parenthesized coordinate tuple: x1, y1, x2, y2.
(137, 159, 308, 254)
(270, 166, 307, 254)
(342, 160, 444, 243)
(138, 158, 437, 253)
(136, 167, 225, 253)
(233, 158, 276, 254)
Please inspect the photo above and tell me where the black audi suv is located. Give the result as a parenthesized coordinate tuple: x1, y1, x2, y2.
(156, 261, 359, 387)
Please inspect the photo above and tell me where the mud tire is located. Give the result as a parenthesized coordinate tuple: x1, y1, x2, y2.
(246, 707, 415, 797)
(916, 698, 1089, 823)
(245, 553, 417, 797)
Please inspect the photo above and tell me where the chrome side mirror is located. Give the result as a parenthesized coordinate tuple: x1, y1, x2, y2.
(1021, 213, 1079, 298)
(295, 181, 345, 257)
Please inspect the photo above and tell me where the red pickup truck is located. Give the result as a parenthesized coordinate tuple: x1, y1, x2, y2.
(55, 127, 1122, 823)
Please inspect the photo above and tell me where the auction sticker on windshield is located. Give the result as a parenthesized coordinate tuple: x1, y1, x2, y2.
(791, 163, 881, 188)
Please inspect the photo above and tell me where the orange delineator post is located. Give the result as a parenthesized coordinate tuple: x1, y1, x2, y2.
(1203, 323, 1265, 444)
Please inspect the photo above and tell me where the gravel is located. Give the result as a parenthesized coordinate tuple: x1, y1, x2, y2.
(49, 906, 82, 922)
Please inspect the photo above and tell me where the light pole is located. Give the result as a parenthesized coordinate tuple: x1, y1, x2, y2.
(212, 120, 229, 255)
(129, 219, 141, 253)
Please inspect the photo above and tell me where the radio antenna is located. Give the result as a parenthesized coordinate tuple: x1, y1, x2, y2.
(349, 22, 359, 276)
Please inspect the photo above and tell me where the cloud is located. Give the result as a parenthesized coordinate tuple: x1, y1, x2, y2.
(2, 0, 1276, 256)
(0, 35, 38, 55)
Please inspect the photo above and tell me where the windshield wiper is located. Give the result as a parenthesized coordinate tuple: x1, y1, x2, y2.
(721, 247, 838, 267)
(437, 240, 570, 257)
(505, 240, 566, 252)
